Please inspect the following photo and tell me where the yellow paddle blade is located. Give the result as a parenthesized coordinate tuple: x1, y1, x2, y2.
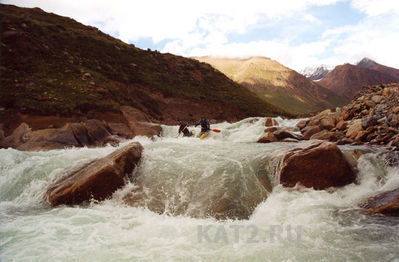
(200, 133, 206, 140)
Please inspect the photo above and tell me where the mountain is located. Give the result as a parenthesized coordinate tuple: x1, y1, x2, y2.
(319, 61, 399, 102)
(194, 56, 345, 114)
(300, 66, 331, 81)
(0, 4, 287, 128)
(357, 57, 399, 80)
(356, 57, 379, 69)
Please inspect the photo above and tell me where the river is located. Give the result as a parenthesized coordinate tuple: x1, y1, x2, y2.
(1, 117, 398, 261)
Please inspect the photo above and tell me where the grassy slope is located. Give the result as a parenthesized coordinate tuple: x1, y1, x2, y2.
(0, 4, 288, 120)
(195, 56, 346, 114)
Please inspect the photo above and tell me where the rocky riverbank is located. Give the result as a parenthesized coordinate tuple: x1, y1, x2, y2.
(0, 106, 161, 151)
(296, 83, 399, 148)
(256, 83, 399, 217)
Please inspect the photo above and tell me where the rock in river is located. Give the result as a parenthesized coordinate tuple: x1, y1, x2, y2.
(361, 188, 399, 216)
(279, 141, 356, 190)
(46, 142, 143, 206)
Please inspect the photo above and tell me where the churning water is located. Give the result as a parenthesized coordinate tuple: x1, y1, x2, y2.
(1, 117, 399, 261)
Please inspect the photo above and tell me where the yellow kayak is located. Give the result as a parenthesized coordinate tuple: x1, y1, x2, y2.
(200, 132, 210, 140)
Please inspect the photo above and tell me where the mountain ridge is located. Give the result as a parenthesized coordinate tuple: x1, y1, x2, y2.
(194, 56, 346, 114)
(319, 59, 399, 102)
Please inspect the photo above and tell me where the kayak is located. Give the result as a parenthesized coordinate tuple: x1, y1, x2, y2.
(200, 131, 210, 140)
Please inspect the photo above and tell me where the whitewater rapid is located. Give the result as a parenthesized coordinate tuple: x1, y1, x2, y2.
(1, 117, 399, 261)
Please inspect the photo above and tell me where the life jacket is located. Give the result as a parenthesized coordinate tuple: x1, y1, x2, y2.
(179, 124, 190, 136)
(197, 119, 210, 131)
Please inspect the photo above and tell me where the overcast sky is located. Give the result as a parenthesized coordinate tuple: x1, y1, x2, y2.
(2, 0, 399, 71)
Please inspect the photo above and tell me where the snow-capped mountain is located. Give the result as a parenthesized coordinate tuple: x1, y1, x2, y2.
(300, 65, 332, 81)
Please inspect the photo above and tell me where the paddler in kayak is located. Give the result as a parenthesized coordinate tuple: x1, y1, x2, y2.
(178, 121, 193, 137)
(195, 117, 210, 138)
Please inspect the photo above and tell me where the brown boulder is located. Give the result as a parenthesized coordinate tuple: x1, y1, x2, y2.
(46, 142, 143, 206)
(346, 121, 363, 139)
(364, 100, 376, 109)
(82, 119, 113, 145)
(1, 123, 31, 148)
(121, 106, 161, 137)
(17, 125, 80, 151)
(354, 130, 369, 142)
(382, 87, 391, 96)
(257, 132, 277, 143)
(108, 122, 134, 139)
(0, 128, 4, 146)
(320, 117, 336, 130)
(273, 129, 303, 141)
(265, 117, 279, 127)
(337, 137, 354, 145)
(361, 116, 378, 129)
(279, 141, 356, 190)
(361, 188, 399, 216)
(264, 127, 279, 133)
(302, 125, 320, 140)
(388, 134, 399, 149)
(296, 119, 308, 130)
(336, 120, 347, 130)
(69, 123, 90, 146)
(307, 118, 320, 126)
(318, 109, 332, 117)
(309, 130, 335, 141)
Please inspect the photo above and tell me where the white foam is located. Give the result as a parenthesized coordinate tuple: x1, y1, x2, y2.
(1, 117, 399, 261)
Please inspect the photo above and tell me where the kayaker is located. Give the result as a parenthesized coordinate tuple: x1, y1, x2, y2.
(178, 121, 193, 137)
(195, 117, 210, 136)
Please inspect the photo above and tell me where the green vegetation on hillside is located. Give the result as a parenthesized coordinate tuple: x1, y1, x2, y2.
(0, 4, 287, 119)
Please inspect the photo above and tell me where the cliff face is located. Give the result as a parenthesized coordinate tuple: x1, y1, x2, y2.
(0, 4, 287, 132)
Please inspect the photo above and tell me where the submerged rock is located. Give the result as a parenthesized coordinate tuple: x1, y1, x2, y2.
(257, 131, 277, 143)
(279, 141, 356, 190)
(258, 128, 303, 143)
(361, 188, 399, 216)
(46, 142, 143, 206)
(273, 129, 303, 140)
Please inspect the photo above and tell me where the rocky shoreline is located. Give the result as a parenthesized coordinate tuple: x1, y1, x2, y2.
(297, 83, 399, 148)
(258, 83, 399, 150)
(0, 106, 161, 151)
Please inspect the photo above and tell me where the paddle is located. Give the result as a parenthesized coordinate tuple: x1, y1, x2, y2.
(211, 129, 221, 133)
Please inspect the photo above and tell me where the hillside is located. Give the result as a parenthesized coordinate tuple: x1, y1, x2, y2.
(318, 63, 398, 103)
(0, 4, 287, 131)
(357, 58, 399, 80)
(194, 56, 345, 114)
